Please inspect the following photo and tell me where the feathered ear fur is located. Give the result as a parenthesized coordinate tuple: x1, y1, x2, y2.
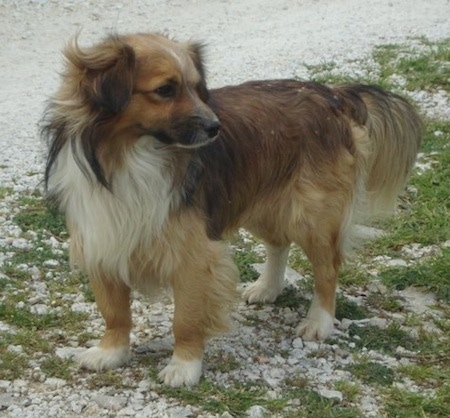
(65, 35, 136, 115)
(187, 42, 209, 101)
(43, 35, 137, 190)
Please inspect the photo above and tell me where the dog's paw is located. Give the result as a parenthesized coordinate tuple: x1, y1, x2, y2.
(77, 346, 131, 371)
(296, 307, 334, 341)
(158, 355, 202, 387)
(242, 277, 283, 304)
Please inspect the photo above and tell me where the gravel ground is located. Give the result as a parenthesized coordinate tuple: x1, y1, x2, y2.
(1, 0, 450, 417)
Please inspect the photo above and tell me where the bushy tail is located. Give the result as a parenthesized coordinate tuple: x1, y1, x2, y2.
(339, 85, 423, 217)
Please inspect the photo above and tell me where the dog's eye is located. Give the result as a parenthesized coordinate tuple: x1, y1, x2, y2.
(154, 84, 176, 99)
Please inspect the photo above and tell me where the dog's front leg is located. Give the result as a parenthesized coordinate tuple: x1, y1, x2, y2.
(158, 268, 207, 387)
(159, 238, 238, 387)
(78, 277, 132, 371)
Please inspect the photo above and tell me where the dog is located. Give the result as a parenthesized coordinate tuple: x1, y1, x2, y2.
(42, 32, 422, 387)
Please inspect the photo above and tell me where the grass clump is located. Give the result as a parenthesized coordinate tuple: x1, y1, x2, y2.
(378, 249, 450, 303)
(40, 356, 74, 381)
(347, 361, 395, 386)
(383, 385, 450, 418)
(14, 193, 66, 238)
(348, 323, 418, 355)
(335, 295, 370, 321)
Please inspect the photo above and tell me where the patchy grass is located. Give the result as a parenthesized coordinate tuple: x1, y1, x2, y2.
(383, 385, 450, 418)
(151, 378, 284, 416)
(348, 323, 419, 355)
(335, 295, 370, 321)
(40, 356, 74, 381)
(14, 193, 66, 238)
(379, 249, 450, 302)
(373, 37, 450, 91)
(347, 360, 395, 386)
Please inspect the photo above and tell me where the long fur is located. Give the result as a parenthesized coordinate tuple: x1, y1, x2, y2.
(42, 33, 422, 387)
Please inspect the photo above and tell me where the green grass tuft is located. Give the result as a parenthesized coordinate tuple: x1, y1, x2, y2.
(379, 249, 450, 302)
(348, 323, 418, 355)
(347, 361, 395, 386)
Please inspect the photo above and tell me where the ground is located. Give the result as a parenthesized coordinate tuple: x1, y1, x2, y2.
(0, 1, 449, 417)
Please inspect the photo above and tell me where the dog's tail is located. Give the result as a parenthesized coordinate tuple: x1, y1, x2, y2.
(338, 84, 423, 218)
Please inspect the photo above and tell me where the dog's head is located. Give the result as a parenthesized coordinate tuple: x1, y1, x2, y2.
(44, 33, 219, 188)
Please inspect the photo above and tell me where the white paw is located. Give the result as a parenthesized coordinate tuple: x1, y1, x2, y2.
(296, 303, 334, 341)
(158, 355, 202, 387)
(77, 346, 131, 371)
(242, 277, 283, 304)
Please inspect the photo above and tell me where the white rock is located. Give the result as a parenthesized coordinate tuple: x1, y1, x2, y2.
(0, 393, 14, 408)
(30, 304, 49, 315)
(12, 238, 30, 250)
(44, 377, 67, 389)
(71, 302, 93, 313)
(7, 344, 23, 354)
(386, 259, 408, 267)
(246, 405, 269, 417)
(55, 347, 85, 359)
(43, 259, 60, 267)
(369, 317, 388, 329)
(317, 388, 343, 403)
(95, 395, 128, 411)
(292, 337, 304, 349)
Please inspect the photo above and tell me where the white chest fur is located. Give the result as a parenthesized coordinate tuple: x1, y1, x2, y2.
(48, 137, 178, 285)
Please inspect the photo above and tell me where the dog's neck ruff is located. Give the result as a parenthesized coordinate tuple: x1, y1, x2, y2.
(48, 136, 178, 284)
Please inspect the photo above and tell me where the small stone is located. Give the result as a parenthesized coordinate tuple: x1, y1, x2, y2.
(71, 302, 93, 313)
(137, 379, 152, 392)
(369, 317, 388, 329)
(303, 341, 319, 350)
(386, 259, 408, 267)
(340, 318, 353, 330)
(44, 377, 67, 389)
(55, 347, 85, 359)
(0, 380, 11, 389)
(95, 395, 128, 411)
(292, 337, 303, 349)
(43, 259, 60, 267)
(7, 345, 23, 354)
(221, 412, 234, 418)
(366, 281, 388, 294)
(0, 393, 15, 408)
(317, 389, 343, 403)
(30, 304, 49, 315)
(12, 238, 31, 250)
(263, 367, 286, 388)
(71, 400, 86, 414)
(166, 406, 195, 417)
(246, 405, 269, 417)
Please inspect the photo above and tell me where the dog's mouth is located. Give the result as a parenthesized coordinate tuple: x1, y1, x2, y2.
(140, 119, 221, 149)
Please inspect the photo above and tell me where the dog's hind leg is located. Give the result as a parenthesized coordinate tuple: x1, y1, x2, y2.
(78, 277, 132, 371)
(295, 227, 343, 341)
(242, 243, 290, 303)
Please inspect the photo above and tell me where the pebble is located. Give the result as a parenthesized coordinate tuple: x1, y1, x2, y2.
(94, 394, 128, 411)
(317, 388, 344, 403)
(44, 378, 67, 389)
(246, 405, 269, 418)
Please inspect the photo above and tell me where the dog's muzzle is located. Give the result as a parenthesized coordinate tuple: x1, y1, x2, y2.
(203, 118, 221, 140)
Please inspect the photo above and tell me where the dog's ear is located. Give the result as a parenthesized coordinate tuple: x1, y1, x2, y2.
(187, 42, 209, 100)
(65, 36, 136, 115)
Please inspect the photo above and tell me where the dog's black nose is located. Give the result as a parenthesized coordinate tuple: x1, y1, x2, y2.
(204, 119, 221, 139)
